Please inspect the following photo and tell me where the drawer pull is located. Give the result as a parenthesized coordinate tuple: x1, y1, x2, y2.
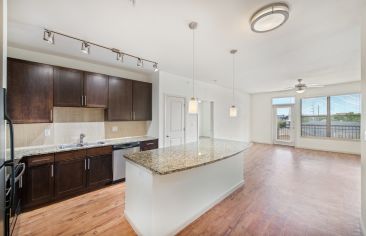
(145, 142, 155, 145)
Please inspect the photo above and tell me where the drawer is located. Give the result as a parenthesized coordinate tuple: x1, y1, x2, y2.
(140, 139, 158, 151)
(27, 154, 54, 167)
(55, 149, 87, 162)
(86, 146, 112, 157)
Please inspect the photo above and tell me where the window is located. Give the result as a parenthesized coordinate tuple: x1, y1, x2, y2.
(272, 97, 295, 105)
(301, 94, 360, 140)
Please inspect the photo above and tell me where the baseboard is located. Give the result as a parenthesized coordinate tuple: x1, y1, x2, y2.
(295, 145, 360, 155)
(124, 180, 245, 236)
(361, 215, 366, 236)
(173, 180, 245, 235)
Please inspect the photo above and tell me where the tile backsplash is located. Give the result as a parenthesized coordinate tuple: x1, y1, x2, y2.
(10, 108, 149, 148)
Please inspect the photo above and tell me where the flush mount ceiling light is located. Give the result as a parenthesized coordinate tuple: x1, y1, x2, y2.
(250, 3, 289, 33)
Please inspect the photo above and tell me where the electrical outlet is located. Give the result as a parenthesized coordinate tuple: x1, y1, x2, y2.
(112, 126, 118, 132)
(44, 128, 51, 137)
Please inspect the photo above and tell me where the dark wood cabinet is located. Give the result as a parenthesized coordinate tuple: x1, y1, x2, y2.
(133, 81, 152, 121)
(86, 146, 112, 189)
(54, 150, 87, 199)
(7, 58, 53, 123)
(140, 139, 159, 151)
(84, 72, 108, 108)
(23, 154, 54, 208)
(106, 77, 133, 121)
(53, 67, 83, 107)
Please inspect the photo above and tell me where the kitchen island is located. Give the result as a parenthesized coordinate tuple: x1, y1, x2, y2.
(124, 138, 250, 236)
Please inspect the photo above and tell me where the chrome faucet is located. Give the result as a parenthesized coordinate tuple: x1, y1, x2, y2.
(79, 133, 86, 146)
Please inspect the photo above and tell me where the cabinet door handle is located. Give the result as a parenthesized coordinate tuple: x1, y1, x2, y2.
(51, 164, 54, 177)
(20, 176, 23, 189)
(88, 158, 90, 170)
(31, 158, 51, 163)
(133, 112, 136, 120)
(84, 96, 87, 106)
(84, 159, 87, 170)
(50, 109, 53, 121)
(81, 96, 84, 106)
(131, 111, 133, 120)
(145, 142, 154, 145)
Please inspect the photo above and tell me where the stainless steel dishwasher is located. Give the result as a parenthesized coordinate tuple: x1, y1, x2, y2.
(112, 142, 141, 182)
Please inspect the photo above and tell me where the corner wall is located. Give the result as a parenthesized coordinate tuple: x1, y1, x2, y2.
(251, 81, 361, 154)
(360, 3, 366, 234)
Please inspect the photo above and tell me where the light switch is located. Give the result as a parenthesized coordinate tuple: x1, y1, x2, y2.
(112, 126, 118, 132)
(44, 128, 51, 137)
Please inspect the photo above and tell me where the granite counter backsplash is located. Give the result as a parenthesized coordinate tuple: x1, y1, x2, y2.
(10, 136, 157, 160)
(124, 138, 251, 175)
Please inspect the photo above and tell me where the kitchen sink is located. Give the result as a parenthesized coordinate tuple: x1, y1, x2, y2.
(58, 141, 106, 150)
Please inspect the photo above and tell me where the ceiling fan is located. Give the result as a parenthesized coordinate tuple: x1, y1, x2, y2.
(283, 79, 324, 93)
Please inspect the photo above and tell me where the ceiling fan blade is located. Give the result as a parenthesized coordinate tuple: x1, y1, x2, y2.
(307, 84, 324, 88)
(277, 87, 294, 91)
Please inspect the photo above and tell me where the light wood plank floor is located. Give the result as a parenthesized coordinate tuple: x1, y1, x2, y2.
(14, 144, 361, 236)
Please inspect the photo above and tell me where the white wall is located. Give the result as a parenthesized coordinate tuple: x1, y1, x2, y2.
(251, 81, 361, 154)
(157, 71, 251, 146)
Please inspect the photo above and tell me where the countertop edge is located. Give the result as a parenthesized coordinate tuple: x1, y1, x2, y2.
(124, 142, 252, 175)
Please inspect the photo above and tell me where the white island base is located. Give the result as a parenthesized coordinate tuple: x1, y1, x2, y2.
(124, 152, 244, 236)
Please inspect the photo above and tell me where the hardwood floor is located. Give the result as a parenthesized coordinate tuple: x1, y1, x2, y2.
(14, 144, 361, 236)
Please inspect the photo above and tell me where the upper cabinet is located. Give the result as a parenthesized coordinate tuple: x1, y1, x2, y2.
(84, 72, 108, 108)
(7, 58, 54, 123)
(106, 77, 133, 121)
(54, 67, 83, 107)
(133, 81, 152, 121)
(7, 58, 152, 123)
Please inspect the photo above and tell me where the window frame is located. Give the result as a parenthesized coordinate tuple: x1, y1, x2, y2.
(300, 93, 360, 141)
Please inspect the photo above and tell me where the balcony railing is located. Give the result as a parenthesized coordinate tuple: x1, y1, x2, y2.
(301, 124, 360, 140)
(277, 126, 290, 141)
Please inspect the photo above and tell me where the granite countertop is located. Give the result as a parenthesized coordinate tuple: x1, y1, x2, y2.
(11, 136, 158, 160)
(124, 138, 251, 175)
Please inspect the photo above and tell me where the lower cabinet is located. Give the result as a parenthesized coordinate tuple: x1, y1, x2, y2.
(23, 154, 55, 208)
(22, 147, 113, 209)
(87, 155, 112, 189)
(54, 150, 87, 199)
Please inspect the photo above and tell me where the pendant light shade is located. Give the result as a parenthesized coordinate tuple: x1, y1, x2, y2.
(188, 97, 199, 114)
(229, 49, 238, 117)
(229, 105, 238, 117)
(188, 21, 198, 114)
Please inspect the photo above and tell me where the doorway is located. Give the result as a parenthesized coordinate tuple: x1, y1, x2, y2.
(273, 105, 295, 146)
(198, 100, 214, 138)
(164, 95, 186, 147)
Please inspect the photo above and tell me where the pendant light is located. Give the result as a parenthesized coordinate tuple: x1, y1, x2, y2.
(188, 21, 198, 114)
(229, 49, 238, 117)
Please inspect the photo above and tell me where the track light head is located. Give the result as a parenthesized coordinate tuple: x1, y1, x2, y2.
(116, 52, 124, 62)
(43, 30, 54, 44)
(81, 41, 90, 54)
(137, 58, 143, 67)
(153, 63, 159, 72)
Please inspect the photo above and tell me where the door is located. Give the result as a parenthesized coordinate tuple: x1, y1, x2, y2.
(132, 81, 152, 121)
(87, 155, 112, 189)
(83, 72, 108, 108)
(54, 158, 86, 199)
(7, 58, 53, 123)
(164, 96, 185, 147)
(54, 67, 83, 107)
(273, 105, 295, 146)
(106, 77, 133, 121)
(24, 163, 54, 207)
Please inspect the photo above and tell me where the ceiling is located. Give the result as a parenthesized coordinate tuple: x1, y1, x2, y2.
(8, 0, 364, 93)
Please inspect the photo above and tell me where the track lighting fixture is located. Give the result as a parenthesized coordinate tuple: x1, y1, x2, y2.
(42, 29, 158, 71)
(81, 41, 90, 54)
(137, 58, 143, 67)
(43, 30, 54, 44)
(153, 63, 159, 72)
